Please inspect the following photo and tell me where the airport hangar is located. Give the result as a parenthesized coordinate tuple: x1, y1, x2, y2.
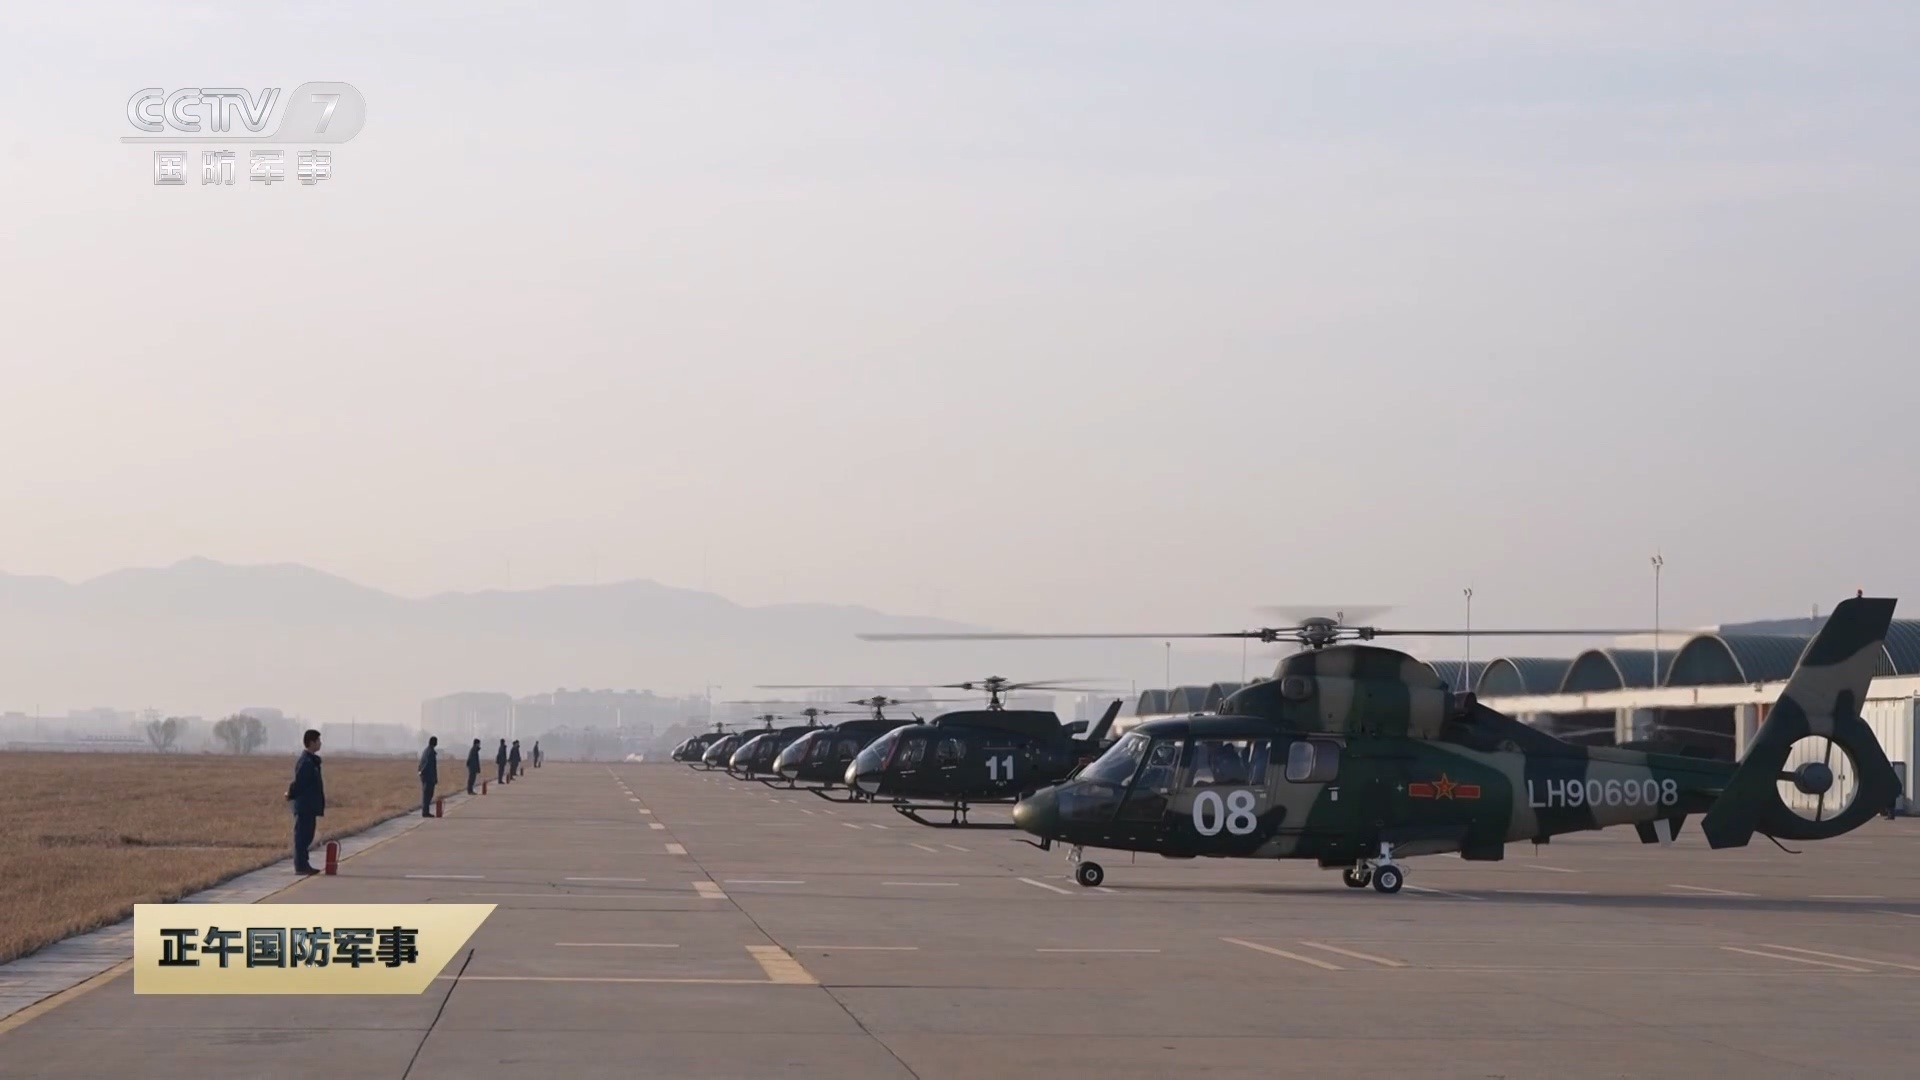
(1122, 613, 1920, 815)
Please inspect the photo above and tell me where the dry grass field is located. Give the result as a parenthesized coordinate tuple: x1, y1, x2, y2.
(0, 750, 476, 964)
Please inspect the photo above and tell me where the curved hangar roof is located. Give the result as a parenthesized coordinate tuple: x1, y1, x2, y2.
(1464, 618, 1920, 696)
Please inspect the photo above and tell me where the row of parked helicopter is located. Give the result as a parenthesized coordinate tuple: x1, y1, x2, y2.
(669, 676, 1120, 828)
(667, 600, 1906, 894)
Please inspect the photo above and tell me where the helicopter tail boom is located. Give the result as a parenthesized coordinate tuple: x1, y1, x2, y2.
(1700, 595, 1901, 849)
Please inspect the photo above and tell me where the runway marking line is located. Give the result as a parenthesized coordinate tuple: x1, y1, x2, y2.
(1493, 889, 1590, 896)
(792, 945, 917, 951)
(1036, 948, 1159, 954)
(1403, 884, 1481, 900)
(1222, 937, 1341, 971)
(725, 879, 805, 885)
(638, 809, 653, 815)
(649, 823, 667, 830)
(405, 874, 484, 880)
(1018, 877, 1073, 895)
(1668, 884, 1757, 897)
(1811, 894, 1884, 900)
(884, 881, 957, 887)
(1875, 910, 1920, 919)
(694, 881, 727, 899)
(747, 945, 818, 985)
(1760, 944, 1920, 972)
(943, 844, 970, 852)
(666, 843, 687, 854)
(1298, 941, 1407, 967)
(1721, 946, 1869, 972)
(564, 877, 648, 883)
(841, 822, 864, 830)
(910, 843, 941, 853)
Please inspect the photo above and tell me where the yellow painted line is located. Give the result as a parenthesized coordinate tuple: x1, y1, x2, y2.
(0, 960, 133, 1036)
(1298, 941, 1407, 967)
(747, 944, 818, 985)
(1222, 937, 1342, 971)
(1720, 946, 1868, 973)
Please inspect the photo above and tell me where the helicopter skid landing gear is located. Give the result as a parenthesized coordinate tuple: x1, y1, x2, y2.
(1066, 845, 1104, 888)
(1351, 841, 1404, 895)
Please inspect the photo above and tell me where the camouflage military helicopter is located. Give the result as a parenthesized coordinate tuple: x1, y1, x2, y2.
(769, 696, 965, 801)
(763, 677, 1126, 827)
(858, 597, 1903, 891)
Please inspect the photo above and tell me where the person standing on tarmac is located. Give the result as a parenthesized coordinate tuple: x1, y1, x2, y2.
(466, 738, 482, 794)
(532, 741, 542, 768)
(418, 736, 439, 818)
(286, 729, 325, 874)
(495, 739, 508, 784)
(509, 739, 522, 779)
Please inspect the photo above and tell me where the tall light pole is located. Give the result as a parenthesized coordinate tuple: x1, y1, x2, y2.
(1651, 553, 1665, 685)
(1462, 587, 1473, 692)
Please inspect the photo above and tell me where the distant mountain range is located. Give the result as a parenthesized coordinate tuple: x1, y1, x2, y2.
(0, 558, 1199, 727)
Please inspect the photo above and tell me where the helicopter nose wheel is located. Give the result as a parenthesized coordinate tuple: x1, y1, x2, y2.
(1074, 862, 1105, 888)
(1371, 865, 1404, 894)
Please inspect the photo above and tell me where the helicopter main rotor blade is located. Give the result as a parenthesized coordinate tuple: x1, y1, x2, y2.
(1365, 628, 1662, 637)
(1256, 604, 1396, 625)
(857, 632, 1264, 641)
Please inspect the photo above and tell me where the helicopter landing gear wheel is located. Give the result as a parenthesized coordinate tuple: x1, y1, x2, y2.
(1342, 867, 1372, 889)
(1075, 862, 1105, 888)
(1372, 865, 1404, 894)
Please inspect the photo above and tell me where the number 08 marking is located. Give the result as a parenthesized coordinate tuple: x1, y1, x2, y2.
(1193, 789, 1258, 836)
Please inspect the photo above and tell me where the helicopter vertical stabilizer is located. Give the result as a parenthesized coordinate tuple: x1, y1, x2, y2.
(1700, 595, 1901, 849)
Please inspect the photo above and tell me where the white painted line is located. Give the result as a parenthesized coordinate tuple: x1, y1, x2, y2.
(1494, 889, 1590, 896)
(1875, 910, 1920, 919)
(1298, 941, 1407, 967)
(1018, 877, 1073, 895)
(405, 874, 484, 880)
(1036, 948, 1160, 953)
(649, 823, 667, 830)
(884, 881, 958, 887)
(564, 877, 647, 883)
(1668, 884, 1756, 897)
(792, 945, 918, 951)
(555, 942, 678, 949)
(1222, 937, 1341, 971)
(910, 843, 941, 854)
(943, 844, 970, 852)
(842, 822, 864, 830)
(1524, 865, 1579, 874)
(1094, 886, 1116, 894)
(1721, 946, 1869, 973)
(1404, 884, 1482, 900)
(693, 881, 727, 899)
(1811, 894, 1884, 900)
(869, 823, 889, 829)
(629, 797, 641, 802)
(800, 809, 816, 815)
(747, 944, 817, 985)
(638, 809, 653, 815)
(666, 843, 687, 855)
(1760, 944, 1920, 972)
(725, 880, 805, 885)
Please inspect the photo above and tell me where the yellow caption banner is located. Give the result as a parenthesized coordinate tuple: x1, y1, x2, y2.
(133, 904, 494, 995)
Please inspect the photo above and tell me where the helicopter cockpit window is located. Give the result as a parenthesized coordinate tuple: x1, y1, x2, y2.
(903, 738, 927, 766)
(1077, 732, 1148, 786)
(934, 738, 963, 765)
(1283, 739, 1341, 783)
(1189, 738, 1269, 787)
(834, 738, 862, 761)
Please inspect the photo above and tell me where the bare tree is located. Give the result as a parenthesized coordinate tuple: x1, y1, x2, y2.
(212, 714, 268, 755)
(145, 716, 181, 753)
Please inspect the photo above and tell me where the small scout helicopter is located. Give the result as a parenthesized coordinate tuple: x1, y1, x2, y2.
(674, 721, 756, 767)
(775, 677, 1125, 828)
(770, 696, 960, 800)
(860, 597, 1903, 890)
(698, 716, 780, 771)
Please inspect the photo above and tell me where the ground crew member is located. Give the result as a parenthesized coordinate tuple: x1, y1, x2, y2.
(509, 739, 522, 779)
(466, 738, 482, 793)
(532, 741, 542, 768)
(286, 728, 325, 874)
(496, 739, 508, 784)
(419, 736, 439, 817)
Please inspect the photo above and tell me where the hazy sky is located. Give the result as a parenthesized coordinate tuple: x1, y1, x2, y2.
(4, 2, 1918, 646)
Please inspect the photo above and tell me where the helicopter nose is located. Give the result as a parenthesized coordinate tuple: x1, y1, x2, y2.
(1012, 786, 1059, 836)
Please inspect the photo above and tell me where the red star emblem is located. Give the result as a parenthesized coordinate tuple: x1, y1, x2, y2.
(1432, 774, 1458, 799)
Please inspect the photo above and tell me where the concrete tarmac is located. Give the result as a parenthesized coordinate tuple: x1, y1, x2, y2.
(4, 761, 1919, 1078)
